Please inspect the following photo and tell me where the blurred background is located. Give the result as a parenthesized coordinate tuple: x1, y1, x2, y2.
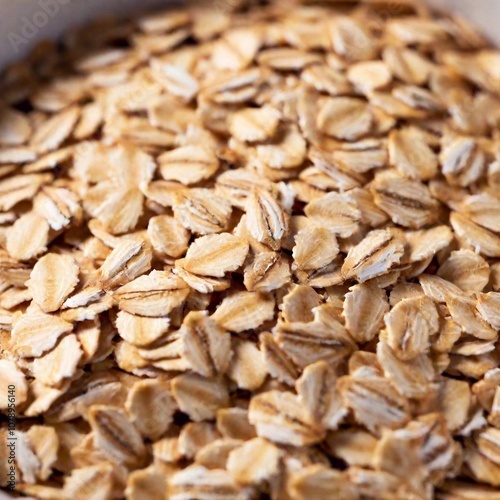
(0, 0, 498, 68)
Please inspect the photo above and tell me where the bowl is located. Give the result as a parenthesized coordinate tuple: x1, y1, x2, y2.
(0, 0, 498, 70)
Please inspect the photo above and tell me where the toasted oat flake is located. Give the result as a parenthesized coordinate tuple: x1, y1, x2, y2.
(0, 107, 32, 145)
(405, 225, 454, 263)
(0, 173, 50, 211)
(228, 339, 267, 391)
(440, 377, 471, 432)
(151, 60, 199, 102)
(337, 371, 410, 435)
(330, 16, 376, 61)
(296, 361, 347, 431)
(243, 251, 290, 292)
(327, 429, 378, 468)
(98, 236, 152, 290)
(382, 46, 434, 85)
(477, 293, 500, 330)
(441, 137, 485, 187)
(0, 146, 37, 164)
(447, 296, 497, 341)
(376, 341, 436, 399)
(459, 194, 500, 233)
(179, 422, 222, 460)
(281, 284, 322, 324)
(31, 106, 80, 154)
(196, 438, 243, 470)
(63, 463, 114, 500)
(126, 466, 167, 500)
(274, 305, 355, 369)
(174, 266, 230, 294)
(419, 273, 463, 303)
(33, 186, 81, 231)
(257, 47, 321, 71)
(212, 27, 262, 71)
(260, 332, 297, 386)
(302, 64, 352, 96)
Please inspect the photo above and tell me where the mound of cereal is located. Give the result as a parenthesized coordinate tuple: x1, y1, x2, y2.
(1, 0, 500, 498)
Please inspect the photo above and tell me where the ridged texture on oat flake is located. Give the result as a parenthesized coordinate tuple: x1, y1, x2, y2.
(2, 0, 500, 498)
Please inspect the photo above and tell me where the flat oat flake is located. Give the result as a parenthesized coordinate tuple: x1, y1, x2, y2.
(6, 211, 50, 261)
(11, 307, 73, 358)
(32, 334, 83, 387)
(88, 405, 147, 467)
(113, 270, 189, 317)
(125, 378, 176, 441)
(176, 233, 249, 278)
(227, 339, 267, 391)
(26, 253, 80, 313)
(180, 311, 232, 378)
(343, 281, 389, 343)
(341, 228, 405, 283)
(316, 97, 373, 141)
(212, 291, 275, 333)
(158, 145, 220, 186)
(248, 390, 323, 446)
(384, 295, 439, 360)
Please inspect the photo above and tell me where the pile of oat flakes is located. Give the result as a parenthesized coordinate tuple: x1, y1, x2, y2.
(1, 0, 500, 498)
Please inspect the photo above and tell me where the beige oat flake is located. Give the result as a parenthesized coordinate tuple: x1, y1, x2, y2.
(27, 253, 79, 313)
(229, 106, 281, 143)
(342, 228, 405, 283)
(159, 145, 219, 186)
(176, 233, 249, 278)
(317, 97, 373, 141)
(6, 212, 50, 261)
